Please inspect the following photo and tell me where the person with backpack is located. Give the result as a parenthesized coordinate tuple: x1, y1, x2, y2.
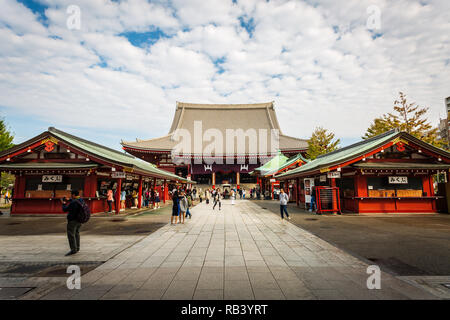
(62, 190, 90, 256)
(179, 191, 188, 223)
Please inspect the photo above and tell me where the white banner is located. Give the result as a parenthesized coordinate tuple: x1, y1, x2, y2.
(42, 175, 62, 183)
(388, 176, 408, 184)
(111, 172, 126, 179)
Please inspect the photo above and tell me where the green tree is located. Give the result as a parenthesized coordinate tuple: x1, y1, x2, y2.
(306, 127, 340, 160)
(0, 118, 15, 196)
(363, 92, 446, 148)
(0, 118, 14, 151)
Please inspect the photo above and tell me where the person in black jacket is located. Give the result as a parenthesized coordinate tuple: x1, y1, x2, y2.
(62, 190, 83, 256)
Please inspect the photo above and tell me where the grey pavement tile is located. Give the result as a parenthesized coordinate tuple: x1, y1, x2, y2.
(162, 280, 197, 300)
(253, 288, 285, 300)
(193, 289, 224, 300)
(311, 289, 343, 300)
(174, 267, 202, 281)
(224, 280, 254, 300)
(197, 272, 224, 290)
(225, 255, 246, 267)
(248, 272, 279, 289)
(131, 288, 166, 300)
(225, 266, 249, 281)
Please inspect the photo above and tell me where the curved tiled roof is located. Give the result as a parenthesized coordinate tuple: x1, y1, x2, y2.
(122, 102, 307, 155)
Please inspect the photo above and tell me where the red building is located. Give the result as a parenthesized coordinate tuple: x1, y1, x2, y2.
(121, 102, 307, 188)
(0, 127, 192, 215)
(276, 130, 450, 213)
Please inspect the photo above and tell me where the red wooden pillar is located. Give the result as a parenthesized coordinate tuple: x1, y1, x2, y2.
(163, 179, 167, 203)
(331, 178, 338, 213)
(138, 176, 143, 209)
(115, 178, 122, 214)
(83, 172, 97, 197)
(212, 172, 216, 189)
(11, 174, 22, 214)
(271, 182, 274, 200)
(296, 178, 299, 206)
(236, 172, 240, 189)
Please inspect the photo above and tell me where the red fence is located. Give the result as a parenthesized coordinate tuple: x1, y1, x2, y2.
(316, 186, 341, 214)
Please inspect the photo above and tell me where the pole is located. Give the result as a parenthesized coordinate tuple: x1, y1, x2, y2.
(137, 176, 143, 209)
(163, 179, 167, 204)
(115, 178, 122, 214)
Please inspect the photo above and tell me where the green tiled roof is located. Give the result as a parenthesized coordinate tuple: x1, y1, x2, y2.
(0, 163, 99, 170)
(276, 129, 450, 179)
(352, 162, 450, 170)
(253, 152, 289, 176)
(263, 153, 309, 177)
(47, 127, 193, 183)
(276, 129, 400, 179)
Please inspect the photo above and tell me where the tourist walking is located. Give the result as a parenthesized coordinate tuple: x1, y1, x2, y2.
(120, 189, 126, 211)
(242, 189, 246, 199)
(131, 189, 138, 208)
(279, 189, 290, 220)
(186, 191, 192, 219)
(199, 188, 203, 203)
(171, 190, 180, 224)
(179, 192, 187, 223)
(154, 190, 160, 209)
(106, 188, 114, 213)
(231, 189, 235, 205)
(62, 190, 87, 256)
(213, 188, 221, 211)
(4, 189, 10, 204)
(206, 189, 210, 204)
(310, 186, 317, 213)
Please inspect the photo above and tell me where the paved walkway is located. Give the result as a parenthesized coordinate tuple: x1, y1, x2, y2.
(32, 200, 437, 300)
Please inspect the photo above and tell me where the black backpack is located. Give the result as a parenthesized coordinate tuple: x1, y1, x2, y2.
(76, 199, 91, 223)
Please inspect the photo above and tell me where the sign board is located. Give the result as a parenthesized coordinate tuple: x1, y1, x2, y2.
(111, 172, 126, 179)
(327, 171, 341, 179)
(304, 178, 314, 204)
(388, 176, 408, 184)
(320, 175, 327, 182)
(42, 175, 62, 183)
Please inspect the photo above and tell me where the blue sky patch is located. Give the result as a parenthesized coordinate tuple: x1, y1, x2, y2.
(239, 16, 255, 38)
(120, 29, 172, 47)
(17, 0, 49, 27)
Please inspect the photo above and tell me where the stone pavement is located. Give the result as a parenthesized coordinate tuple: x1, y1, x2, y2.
(29, 200, 438, 300)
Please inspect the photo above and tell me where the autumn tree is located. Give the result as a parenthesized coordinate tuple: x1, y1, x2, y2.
(363, 92, 445, 148)
(0, 119, 14, 193)
(306, 127, 340, 160)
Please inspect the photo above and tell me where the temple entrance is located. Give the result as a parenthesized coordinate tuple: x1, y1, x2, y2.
(215, 171, 235, 184)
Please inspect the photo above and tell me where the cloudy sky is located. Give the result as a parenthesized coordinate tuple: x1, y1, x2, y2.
(1, 0, 449, 150)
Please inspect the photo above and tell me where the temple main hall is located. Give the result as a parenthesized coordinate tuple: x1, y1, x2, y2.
(121, 102, 307, 188)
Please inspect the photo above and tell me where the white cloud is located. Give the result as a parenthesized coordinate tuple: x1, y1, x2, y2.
(0, 0, 449, 148)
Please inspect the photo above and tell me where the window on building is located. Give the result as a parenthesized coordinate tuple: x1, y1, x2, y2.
(366, 176, 423, 197)
(25, 176, 85, 198)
